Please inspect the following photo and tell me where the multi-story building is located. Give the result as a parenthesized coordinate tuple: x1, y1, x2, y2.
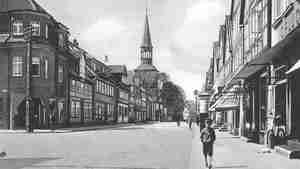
(269, 0, 300, 145)
(209, 0, 272, 140)
(89, 57, 115, 123)
(108, 65, 130, 123)
(0, 0, 75, 129)
(207, 0, 300, 153)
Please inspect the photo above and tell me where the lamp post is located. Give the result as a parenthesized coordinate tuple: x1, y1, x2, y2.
(24, 26, 34, 133)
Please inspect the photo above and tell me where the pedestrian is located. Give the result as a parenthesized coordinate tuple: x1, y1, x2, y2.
(189, 117, 193, 129)
(50, 114, 56, 131)
(200, 119, 216, 169)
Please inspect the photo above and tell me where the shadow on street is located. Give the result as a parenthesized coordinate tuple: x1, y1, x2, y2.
(109, 127, 145, 131)
(214, 165, 248, 168)
(29, 165, 169, 169)
(0, 157, 61, 169)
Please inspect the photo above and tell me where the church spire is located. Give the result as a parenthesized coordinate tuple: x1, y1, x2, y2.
(136, 2, 157, 71)
(140, 5, 153, 66)
(141, 8, 153, 48)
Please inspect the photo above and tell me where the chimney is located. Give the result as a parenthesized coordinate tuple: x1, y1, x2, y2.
(104, 55, 109, 63)
(73, 39, 79, 46)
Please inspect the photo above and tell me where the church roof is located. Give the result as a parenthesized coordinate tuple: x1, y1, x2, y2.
(141, 11, 153, 48)
(135, 64, 158, 72)
(0, 0, 50, 14)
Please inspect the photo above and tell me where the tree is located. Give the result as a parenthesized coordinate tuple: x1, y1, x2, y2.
(160, 81, 186, 121)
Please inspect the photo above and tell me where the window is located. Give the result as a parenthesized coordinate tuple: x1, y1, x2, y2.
(84, 101, 93, 121)
(101, 81, 105, 94)
(30, 21, 40, 36)
(58, 64, 64, 83)
(58, 33, 64, 48)
(71, 100, 81, 122)
(44, 58, 48, 79)
(12, 56, 23, 77)
(45, 24, 49, 39)
(58, 101, 64, 123)
(92, 63, 96, 71)
(32, 57, 40, 77)
(12, 21, 23, 36)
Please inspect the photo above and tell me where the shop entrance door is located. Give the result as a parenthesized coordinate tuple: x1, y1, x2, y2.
(0, 98, 5, 128)
(291, 74, 300, 140)
(275, 83, 287, 126)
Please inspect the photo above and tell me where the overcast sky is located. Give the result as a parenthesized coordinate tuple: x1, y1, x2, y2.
(37, 0, 230, 100)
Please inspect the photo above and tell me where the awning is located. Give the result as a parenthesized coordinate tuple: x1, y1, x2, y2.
(215, 95, 239, 112)
(209, 93, 240, 112)
(286, 59, 300, 75)
(208, 96, 223, 112)
(233, 27, 300, 80)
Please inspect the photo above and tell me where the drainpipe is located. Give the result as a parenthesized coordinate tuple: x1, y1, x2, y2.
(24, 26, 34, 133)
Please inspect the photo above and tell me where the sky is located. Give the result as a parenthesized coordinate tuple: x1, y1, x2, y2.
(37, 0, 230, 100)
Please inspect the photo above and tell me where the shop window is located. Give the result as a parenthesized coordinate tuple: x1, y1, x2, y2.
(84, 102, 92, 121)
(58, 101, 64, 123)
(71, 101, 81, 122)
(12, 56, 23, 77)
(32, 56, 40, 77)
(12, 21, 23, 36)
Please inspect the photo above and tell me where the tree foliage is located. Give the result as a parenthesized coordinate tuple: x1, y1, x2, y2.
(160, 81, 186, 119)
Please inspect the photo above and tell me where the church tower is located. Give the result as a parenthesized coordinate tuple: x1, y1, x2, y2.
(141, 10, 153, 65)
(136, 8, 157, 72)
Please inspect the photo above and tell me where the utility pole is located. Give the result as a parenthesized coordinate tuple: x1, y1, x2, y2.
(24, 26, 34, 133)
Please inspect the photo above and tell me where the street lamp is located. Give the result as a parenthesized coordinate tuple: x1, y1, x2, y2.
(194, 89, 198, 113)
(24, 25, 34, 133)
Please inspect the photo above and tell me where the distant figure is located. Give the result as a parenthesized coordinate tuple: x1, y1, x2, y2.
(50, 114, 56, 131)
(176, 114, 181, 127)
(0, 151, 6, 158)
(189, 117, 193, 129)
(200, 119, 216, 169)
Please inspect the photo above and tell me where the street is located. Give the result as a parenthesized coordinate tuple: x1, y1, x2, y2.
(1, 122, 300, 169)
(0, 123, 192, 169)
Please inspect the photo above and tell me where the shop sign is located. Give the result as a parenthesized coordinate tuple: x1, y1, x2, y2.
(279, 3, 300, 40)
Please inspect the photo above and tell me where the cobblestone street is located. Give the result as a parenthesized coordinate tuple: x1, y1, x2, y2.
(1, 122, 300, 169)
(0, 123, 192, 169)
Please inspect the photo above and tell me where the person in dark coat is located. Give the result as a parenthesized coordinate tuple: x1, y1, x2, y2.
(200, 119, 216, 169)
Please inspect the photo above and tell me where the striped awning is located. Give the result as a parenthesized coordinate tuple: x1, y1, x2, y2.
(209, 93, 239, 112)
(215, 94, 239, 112)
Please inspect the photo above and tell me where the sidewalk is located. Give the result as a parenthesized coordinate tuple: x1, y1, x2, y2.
(0, 122, 155, 134)
(189, 124, 300, 169)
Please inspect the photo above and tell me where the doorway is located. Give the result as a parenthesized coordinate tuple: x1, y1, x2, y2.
(291, 74, 300, 140)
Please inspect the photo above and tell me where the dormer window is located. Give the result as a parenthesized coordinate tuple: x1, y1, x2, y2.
(30, 21, 40, 36)
(12, 21, 23, 36)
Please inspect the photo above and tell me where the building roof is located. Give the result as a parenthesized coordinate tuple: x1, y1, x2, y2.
(0, 0, 49, 14)
(108, 65, 127, 75)
(135, 64, 158, 72)
(141, 11, 153, 48)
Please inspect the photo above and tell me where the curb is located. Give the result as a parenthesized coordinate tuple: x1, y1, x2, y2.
(0, 122, 155, 134)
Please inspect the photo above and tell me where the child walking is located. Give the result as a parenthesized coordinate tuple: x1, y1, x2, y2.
(200, 119, 216, 169)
